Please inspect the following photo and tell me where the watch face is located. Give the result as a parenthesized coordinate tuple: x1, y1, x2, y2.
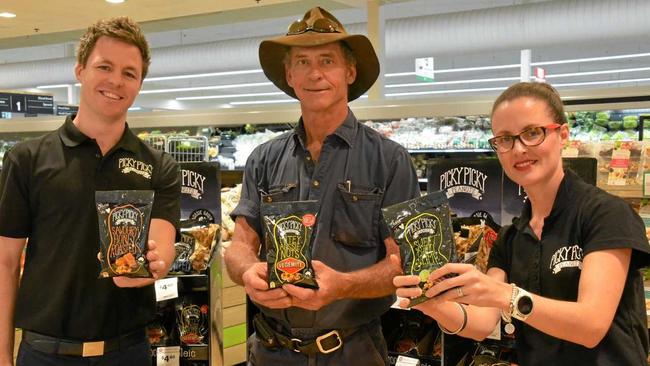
(517, 295, 533, 315)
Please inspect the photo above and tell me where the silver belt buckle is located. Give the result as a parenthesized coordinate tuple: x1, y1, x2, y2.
(316, 330, 342, 354)
(82, 341, 105, 357)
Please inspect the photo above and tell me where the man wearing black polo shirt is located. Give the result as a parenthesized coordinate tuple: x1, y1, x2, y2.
(0, 17, 179, 366)
(225, 7, 419, 366)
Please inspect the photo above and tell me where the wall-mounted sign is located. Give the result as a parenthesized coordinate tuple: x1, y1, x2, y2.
(26, 94, 54, 114)
(0, 92, 54, 114)
(56, 104, 79, 116)
(415, 57, 434, 82)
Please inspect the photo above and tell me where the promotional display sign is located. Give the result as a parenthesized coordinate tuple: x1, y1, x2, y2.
(427, 158, 503, 224)
(180, 162, 221, 223)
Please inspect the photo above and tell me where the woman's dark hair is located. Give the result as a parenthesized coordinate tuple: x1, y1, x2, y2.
(491, 82, 567, 124)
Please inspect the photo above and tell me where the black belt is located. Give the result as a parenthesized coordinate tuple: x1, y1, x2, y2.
(253, 313, 363, 356)
(22, 329, 147, 357)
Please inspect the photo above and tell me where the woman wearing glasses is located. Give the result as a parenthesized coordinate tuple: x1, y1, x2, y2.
(394, 82, 650, 365)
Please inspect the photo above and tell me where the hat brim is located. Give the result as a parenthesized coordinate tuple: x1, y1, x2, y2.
(259, 32, 379, 101)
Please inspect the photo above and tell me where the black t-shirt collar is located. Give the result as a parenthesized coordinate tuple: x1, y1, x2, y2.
(514, 169, 577, 231)
(58, 114, 139, 153)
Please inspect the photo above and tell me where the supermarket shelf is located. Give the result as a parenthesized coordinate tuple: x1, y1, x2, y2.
(4, 86, 650, 133)
(599, 184, 644, 198)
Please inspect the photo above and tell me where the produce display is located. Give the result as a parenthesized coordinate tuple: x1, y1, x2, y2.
(365, 116, 493, 150)
(231, 129, 285, 168)
(568, 111, 642, 142)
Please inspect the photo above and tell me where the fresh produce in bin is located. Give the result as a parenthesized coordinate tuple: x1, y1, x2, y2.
(608, 120, 623, 130)
(623, 115, 639, 130)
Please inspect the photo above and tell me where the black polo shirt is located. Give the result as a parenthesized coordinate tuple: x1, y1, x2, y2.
(232, 109, 420, 329)
(488, 170, 650, 366)
(0, 115, 180, 340)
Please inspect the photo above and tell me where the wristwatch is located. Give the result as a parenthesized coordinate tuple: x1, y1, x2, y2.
(511, 285, 534, 321)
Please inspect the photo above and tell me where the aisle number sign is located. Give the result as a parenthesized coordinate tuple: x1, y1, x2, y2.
(156, 346, 180, 366)
(0, 92, 54, 114)
(155, 277, 179, 302)
(415, 57, 434, 81)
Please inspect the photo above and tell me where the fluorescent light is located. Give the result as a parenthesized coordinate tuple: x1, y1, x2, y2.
(387, 76, 519, 88)
(386, 86, 507, 97)
(105, 0, 125, 3)
(128, 106, 141, 111)
(176, 92, 285, 101)
(532, 52, 650, 66)
(552, 77, 650, 88)
(385, 64, 519, 77)
(145, 69, 262, 82)
(37, 84, 70, 89)
(545, 67, 650, 79)
(230, 99, 298, 106)
(140, 82, 273, 94)
(0, 12, 16, 18)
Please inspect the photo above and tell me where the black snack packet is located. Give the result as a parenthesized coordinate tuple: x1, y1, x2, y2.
(382, 192, 457, 307)
(261, 200, 319, 289)
(96, 190, 154, 278)
(176, 297, 209, 345)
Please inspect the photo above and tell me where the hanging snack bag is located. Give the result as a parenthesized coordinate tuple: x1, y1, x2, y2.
(262, 200, 319, 289)
(96, 190, 154, 278)
(382, 192, 457, 307)
(179, 220, 220, 272)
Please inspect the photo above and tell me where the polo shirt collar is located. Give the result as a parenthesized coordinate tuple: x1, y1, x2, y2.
(59, 114, 88, 147)
(292, 108, 358, 150)
(58, 114, 140, 153)
(513, 169, 575, 231)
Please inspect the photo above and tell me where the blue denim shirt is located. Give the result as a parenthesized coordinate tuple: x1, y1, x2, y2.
(232, 109, 419, 329)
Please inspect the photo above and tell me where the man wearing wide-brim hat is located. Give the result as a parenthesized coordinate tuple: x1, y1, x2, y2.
(226, 7, 419, 365)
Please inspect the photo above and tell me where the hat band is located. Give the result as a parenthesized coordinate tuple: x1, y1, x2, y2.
(287, 18, 341, 36)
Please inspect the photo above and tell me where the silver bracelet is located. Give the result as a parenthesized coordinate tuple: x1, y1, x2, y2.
(500, 283, 517, 322)
(438, 302, 467, 335)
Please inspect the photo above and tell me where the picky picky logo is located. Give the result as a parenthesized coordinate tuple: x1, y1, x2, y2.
(181, 169, 206, 200)
(118, 158, 153, 179)
(439, 167, 488, 200)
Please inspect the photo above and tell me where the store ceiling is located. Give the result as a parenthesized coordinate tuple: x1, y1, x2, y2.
(0, 0, 410, 49)
(2, 0, 650, 114)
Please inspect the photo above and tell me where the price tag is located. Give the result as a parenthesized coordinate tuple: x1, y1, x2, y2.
(156, 346, 180, 366)
(396, 355, 420, 366)
(155, 277, 178, 302)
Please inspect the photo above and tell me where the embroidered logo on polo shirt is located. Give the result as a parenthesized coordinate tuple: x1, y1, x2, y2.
(549, 245, 583, 274)
(118, 158, 153, 180)
(439, 166, 488, 200)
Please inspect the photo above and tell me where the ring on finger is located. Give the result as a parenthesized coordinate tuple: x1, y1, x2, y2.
(456, 287, 464, 298)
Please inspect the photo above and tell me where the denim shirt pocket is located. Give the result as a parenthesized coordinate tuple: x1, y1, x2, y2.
(260, 182, 299, 204)
(331, 182, 384, 247)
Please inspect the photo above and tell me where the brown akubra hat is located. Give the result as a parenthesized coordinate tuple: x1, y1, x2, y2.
(259, 7, 379, 101)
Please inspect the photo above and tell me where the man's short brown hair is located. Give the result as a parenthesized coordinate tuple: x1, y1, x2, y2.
(77, 17, 151, 80)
